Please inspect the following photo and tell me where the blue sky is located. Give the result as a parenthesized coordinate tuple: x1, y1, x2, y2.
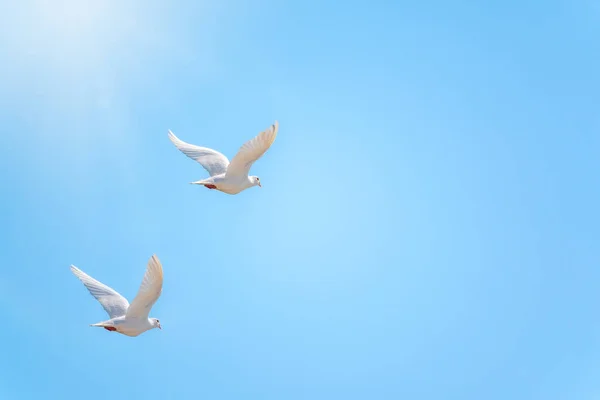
(0, 0, 599, 398)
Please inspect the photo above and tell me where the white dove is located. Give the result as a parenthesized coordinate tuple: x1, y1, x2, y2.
(70, 254, 164, 337)
(168, 121, 279, 195)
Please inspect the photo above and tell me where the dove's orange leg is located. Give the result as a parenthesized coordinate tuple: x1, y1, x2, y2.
(104, 327, 117, 332)
(204, 184, 217, 189)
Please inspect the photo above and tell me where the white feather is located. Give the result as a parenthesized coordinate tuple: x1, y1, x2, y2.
(226, 121, 279, 178)
(126, 255, 164, 320)
(70, 265, 129, 319)
(168, 121, 279, 195)
(168, 130, 230, 176)
(71, 255, 164, 337)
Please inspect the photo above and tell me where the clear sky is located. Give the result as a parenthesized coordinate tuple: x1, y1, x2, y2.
(0, 0, 599, 399)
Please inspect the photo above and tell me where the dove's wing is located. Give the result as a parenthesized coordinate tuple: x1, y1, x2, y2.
(168, 130, 230, 176)
(70, 266, 130, 319)
(126, 255, 164, 320)
(226, 121, 278, 178)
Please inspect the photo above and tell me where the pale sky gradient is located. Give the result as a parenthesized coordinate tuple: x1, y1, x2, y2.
(1, 0, 599, 399)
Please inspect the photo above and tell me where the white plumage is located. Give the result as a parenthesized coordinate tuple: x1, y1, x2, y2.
(71, 254, 164, 337)
(168, 121, 279, 194)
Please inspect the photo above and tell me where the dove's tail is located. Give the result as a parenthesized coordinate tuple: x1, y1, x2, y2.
(190, 179, 218, 189)
(90, 320, 114, 328)
(190, 178, 211, 185)
(90, 322, 117, 332)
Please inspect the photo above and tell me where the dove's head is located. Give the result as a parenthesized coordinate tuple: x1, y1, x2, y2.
(151, 318, 162, 330)
(251, 176, 262, 188)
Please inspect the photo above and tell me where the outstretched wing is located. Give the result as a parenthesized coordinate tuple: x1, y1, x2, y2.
(168, 130, 230, 176)
(226, 121, 278, 178)
(126, 255, 164, 320)
(70, 266, 130, 319)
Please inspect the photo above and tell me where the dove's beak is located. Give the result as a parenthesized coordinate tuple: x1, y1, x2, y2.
(158, 323, 162, 330)
(258, 182, 262, 187)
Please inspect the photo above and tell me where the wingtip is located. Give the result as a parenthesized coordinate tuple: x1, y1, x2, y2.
(269, 121, 279, 143)
(148, 254, 164, 279)
(168, 129, 181, 142)
(149, 254, 162, 268)
(70, 265, 84, 279)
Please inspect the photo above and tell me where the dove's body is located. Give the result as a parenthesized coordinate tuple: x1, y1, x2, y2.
(191, 174, 256, 194)
(90, 316, 156, 337)
(168, 121, 279, 195)
(70, 255, 164, 337)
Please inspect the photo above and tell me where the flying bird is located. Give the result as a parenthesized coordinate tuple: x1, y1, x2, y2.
(168, 121, 279, 195)
(70, 254, 164, 337)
